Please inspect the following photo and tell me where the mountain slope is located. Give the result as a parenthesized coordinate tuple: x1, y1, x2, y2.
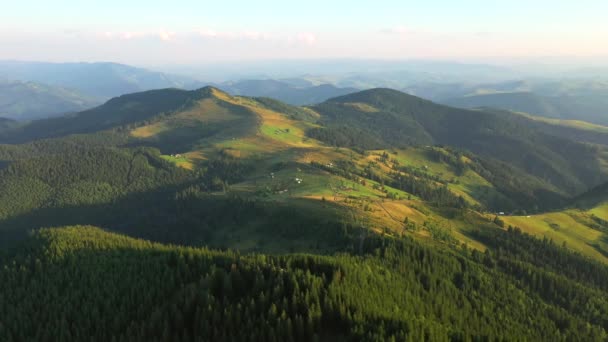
(310, 88, 608, 195)
(1, 225, 607, 341)
(2, 86, 608, 261)
(0, 61, 202, 98)
(0, 79, 99, 120)
(481, 108, 608, 146)
(0, 87, 209, 143)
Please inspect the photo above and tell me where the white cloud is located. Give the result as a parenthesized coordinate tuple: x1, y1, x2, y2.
(195, 29, 315, 45)
(99, 30, 175, 42)
(158, 30, 175, 41)
(198, 29, 218, 38)
(120, 32, 142, 40)
(380, 26, 409, 35)
(297, 33, 317, 45)
(241, 31, 262, 40)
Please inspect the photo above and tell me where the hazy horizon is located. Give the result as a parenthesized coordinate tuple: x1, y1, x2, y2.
(3, 0, 608, 65)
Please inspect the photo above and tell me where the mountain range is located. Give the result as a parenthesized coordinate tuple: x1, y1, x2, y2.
(0, 61, 202, 99)
(218, 79, 359, 105)
(442, 91, 608, 126)
(1, 84, 608, 340)
(1, 86, 607, 230)
(0, 61, 366, 120)
(0, 79, 100, 120)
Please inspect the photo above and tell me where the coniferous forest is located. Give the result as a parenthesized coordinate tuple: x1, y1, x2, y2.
(1, 226, 607, 341)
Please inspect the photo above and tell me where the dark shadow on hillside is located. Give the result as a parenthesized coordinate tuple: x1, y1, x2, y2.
(124, 99, 260, 155)
(0, 89, 200, 144)
(0, 182, 362, 254)
(127, 124, 228, 155)
(571, 181, 608, 211)
(3, 232, 407, 341)
(465, 183, 568, 213)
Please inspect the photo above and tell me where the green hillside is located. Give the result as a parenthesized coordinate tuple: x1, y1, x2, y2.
(477, 108, 608, 147)
(0, 87, 207, 143)
(1, 225, 607, 341)
(310, 88, 608, 195)
(1, 86, 608, 262)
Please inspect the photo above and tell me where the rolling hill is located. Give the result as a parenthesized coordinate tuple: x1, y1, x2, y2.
(0, 79, 99, 120)
(1, 86, 608, 262)
(310, 88, 608, 195)
(0, 87, 211, 143)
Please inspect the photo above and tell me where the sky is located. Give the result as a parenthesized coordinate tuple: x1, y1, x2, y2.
(1, 0, 608, 65)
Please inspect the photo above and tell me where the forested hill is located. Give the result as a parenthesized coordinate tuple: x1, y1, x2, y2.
(573, 181, 608, 208)
(0, 87, 216, 144)
(1, 225, 607, 341)
(310, 88, 608, 195)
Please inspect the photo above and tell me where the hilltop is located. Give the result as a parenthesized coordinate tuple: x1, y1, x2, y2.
(1, 87, 608, 261)
(311, 88, 608, 195)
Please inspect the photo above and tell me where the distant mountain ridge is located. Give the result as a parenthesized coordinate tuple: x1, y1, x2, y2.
(0, 61, 203, 99)
(441, 90, 608, 126)
(219, 79, 359, 105)
(443, 92, 558, 117)
(0, 79, 100, 120)
(0, 62, 358, 118)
